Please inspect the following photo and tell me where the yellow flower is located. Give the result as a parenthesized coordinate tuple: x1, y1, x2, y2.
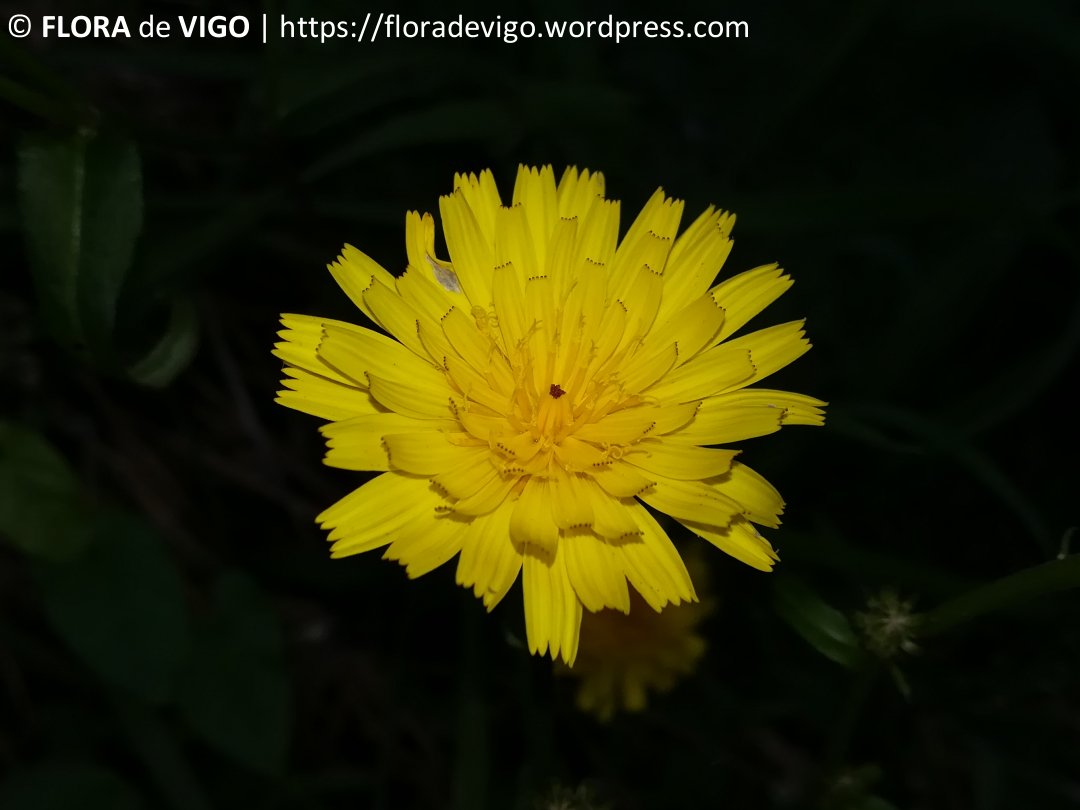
(274, 166, 824, 666)
(560, 549, 714, 721)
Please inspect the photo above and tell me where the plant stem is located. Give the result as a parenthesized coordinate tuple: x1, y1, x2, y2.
(920, 554, 1080, 637)
(825, 663, 878, 771)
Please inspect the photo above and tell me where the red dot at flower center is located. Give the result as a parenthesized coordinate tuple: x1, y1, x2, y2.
(549, 384, 566, 399)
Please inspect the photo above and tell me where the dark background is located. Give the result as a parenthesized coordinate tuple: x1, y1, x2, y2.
(2, 1, 1078, 808)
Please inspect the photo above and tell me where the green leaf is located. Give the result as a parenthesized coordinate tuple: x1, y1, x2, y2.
(176, 572, 290, 773)
(34, 514, 189, 703)
(17, 132, 143, 355)
(0, 422, 91, 561)
(0, 763, 144, 810)
(126, 297, 200, 389)
(773, 576, 867, 668)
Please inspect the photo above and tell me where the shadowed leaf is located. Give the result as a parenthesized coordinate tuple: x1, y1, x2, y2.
(34, 513, 189, 703)
(176, 572, 290, 773)
(773, 575, 867, 668)
(17, 133, 142, 357)
(0, 763, 144, 810)
(0, 422, 91, 561)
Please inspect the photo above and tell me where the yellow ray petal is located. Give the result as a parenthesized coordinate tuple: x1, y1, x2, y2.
(574, 407, 658, 444)
(624, 440, 739, 480)
(524, 276, 556, 373)
(590, 462, 656, 499)
(495, 202, 540, 281)
(440, 190, 494, 305)
(710, 263, 793, 343)
(616, 265, 664, 345)
(493, 430, 542, 466)
(588, 299, 628, 369)
(549, 471, 594, 530)
(456, 504, 521, 609)
(575, 197, 620, 267)
(681, 516, 778, 571)
(617, 503, 696, 610)
(383, 512, 469, 579)
(454, 171, 502, 243)
(405, 211, 440, 275)
(586, 486, 643, 541)
(619, 341, 678, 394)
(522, 542, 582, 665)
(449, 468, 518, 515)
(545, 215, 579, 298)
(443, 354, 512, 413)
(319, 473, 442, 555)
(367, 373, 453, 420)
(275, 314, 343, 378)
(456, 407, 505, 444)
(320, 412, 430, 471)
(712, 320, 812, 392)
(711, 462, 786, 528)
(664, 404, 783, 445)
(441, 305, 496, 373)
(276, 366, 380, 421)
(316, 323, 445, 391)
(643, 290, 726, 369)
(644, 345, 756, 403)
(434, 458, 502, 501)
(491, 261, 528, 351)
(556, 166, 606, 220)
(706, 388, 827, 426)
(611, 188, 683, 287)
(563, 534, 631, 613)
(361, 281, 427, 357)
(553, 436, 607, 471)
(656, 206, 734, 323)
(396, 263, 455, 324)
(383, 434, 488, 477)
(512, 164, 558, 271)
(510, 477, 559, 558)
(326, 244, 396, 324)
(650, 401, 703, 434)
(639, 475, 744, 528)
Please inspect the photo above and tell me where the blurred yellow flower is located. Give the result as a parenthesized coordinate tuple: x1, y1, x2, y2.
(560, 550, 714, 721)
(274, 166, 824, 665)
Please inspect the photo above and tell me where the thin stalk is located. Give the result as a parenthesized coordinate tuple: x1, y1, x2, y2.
(920, 554, 1080, 638)
(825, 664, 879, 771)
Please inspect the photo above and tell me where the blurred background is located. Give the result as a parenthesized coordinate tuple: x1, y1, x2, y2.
(1, 0, 1078, 807)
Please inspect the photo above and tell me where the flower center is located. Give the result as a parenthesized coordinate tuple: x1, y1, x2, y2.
(533, 386, 575, 443)
(451, 301, 646, 478)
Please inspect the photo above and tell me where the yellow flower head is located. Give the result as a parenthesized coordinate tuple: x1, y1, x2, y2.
(274, 166, 825, 666)
(560, 550, 714, 721)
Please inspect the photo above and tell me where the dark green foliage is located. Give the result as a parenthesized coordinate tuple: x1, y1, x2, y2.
(0, 763, 145, 810)
(175, 572, 290, 774)
(34, 513, 190, 703)
(0, 422, 91, 560)
(17, 133, 142, 357)
(773, 575, 868, 669)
